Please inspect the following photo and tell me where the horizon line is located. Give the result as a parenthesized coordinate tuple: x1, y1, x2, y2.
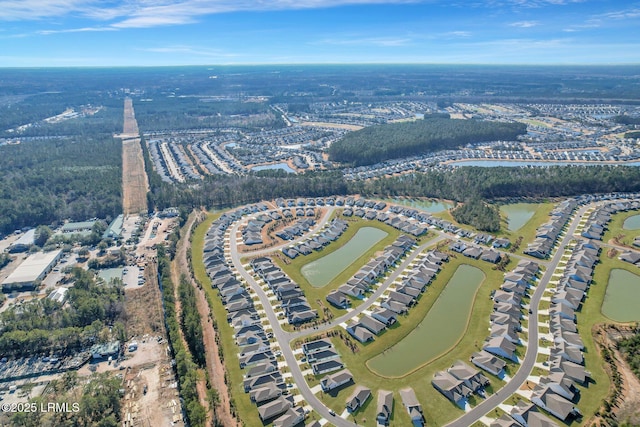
(2, 62, 640, 70)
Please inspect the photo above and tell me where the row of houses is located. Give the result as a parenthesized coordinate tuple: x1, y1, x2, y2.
(581, 199, 640, 241)
(276, 218, 316, 242)
(449, 240, 502, 264)
(251, 257, 318, 325)
(525, 199, 578, 259)
(326, 235, 416, 314)
(529, 240, 599, 422)
(281, 218, 347, 259)
(472, 260, 539, 376)
(491, 399, 563, 427)
(432, 360, 491, 408)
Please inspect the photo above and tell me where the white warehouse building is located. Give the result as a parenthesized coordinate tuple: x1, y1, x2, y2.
(2, 249, 63, 292)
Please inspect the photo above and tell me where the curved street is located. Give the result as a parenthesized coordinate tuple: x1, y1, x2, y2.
(220, 202, 593, 426)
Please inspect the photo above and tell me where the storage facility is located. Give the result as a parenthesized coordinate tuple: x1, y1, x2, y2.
(8, 229, 36, 253)
(1, 249, 63, 292)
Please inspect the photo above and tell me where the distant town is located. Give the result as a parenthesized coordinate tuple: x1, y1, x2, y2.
(0, 65, 639, 427)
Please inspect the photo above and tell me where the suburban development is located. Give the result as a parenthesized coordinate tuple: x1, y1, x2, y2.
(1, 65, 639, 427)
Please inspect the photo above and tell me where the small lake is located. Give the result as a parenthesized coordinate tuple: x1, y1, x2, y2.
(602, 269, 640, 322)
(368, 264, 485, 377)
(623, 214, 640, 230)
(386, 198, 452, 213)
(98, 268, 123, 283)
(252, 162, 295, 173)
(301, 227, 388, 288)
(450, 160, 640, 167)
(500, 203, 537, 232)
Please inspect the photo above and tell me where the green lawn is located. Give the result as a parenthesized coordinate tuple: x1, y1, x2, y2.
(601, 208, 640, 246)
(322, 254, 508, 426)
(274, 216, 404, 321)
(191, 211, 266, 427)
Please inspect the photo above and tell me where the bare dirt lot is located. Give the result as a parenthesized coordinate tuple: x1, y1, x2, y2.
(119, 98, 148, 215)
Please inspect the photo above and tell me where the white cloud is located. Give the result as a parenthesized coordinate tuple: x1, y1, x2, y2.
(0, 0, 424, 23)
(37, 26, 116, 35)
(509, 20, 539, 28)
(140, 45, 240, 58)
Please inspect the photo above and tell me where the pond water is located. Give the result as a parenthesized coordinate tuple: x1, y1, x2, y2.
(622, 214, 640, 230)
(252, 162, 295, 173)
(367, 264, 485, 377)
(500, 203, 537, 232)
(602, 269, 640, 322)
(98, 268, 123, 283)
(301, 227, 388, 288)
(385, 198, 452, 213)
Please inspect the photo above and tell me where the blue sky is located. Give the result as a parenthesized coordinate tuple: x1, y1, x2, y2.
(1, 0, 639, 66)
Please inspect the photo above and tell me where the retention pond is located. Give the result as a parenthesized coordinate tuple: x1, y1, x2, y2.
(623, 214, 640, 230)
(301, 227, 388, 288)
(602, 269, 640, 322)
(500, 203, 537, 232)
(368, 264, 485, 377)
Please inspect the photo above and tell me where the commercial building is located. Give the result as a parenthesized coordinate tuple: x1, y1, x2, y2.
(2, 249, 62, 292)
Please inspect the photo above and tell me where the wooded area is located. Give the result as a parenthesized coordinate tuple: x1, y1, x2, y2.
(0, 268, 124, 357)
(451, 199, 501, 232)
(328, 117, 526, 166)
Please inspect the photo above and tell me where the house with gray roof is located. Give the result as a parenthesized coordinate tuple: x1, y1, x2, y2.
(371, 307, 397, 326)
(483, 337, 518, 362)
(432, 370, 472, 407)
(273, 407, 305, 427)
(531, 385, 580, 421)
(320, 369, 353, 392)
(326, 290, 350, 309)
(448, 360, 490, 393)
(257, 396, 292, 422)
(490, 414, 520, 427)
(346, 386, 371, 413)
(399, 387, 424, 426)
(302, 339, 332, 356)
(346, 322, 375, 343)
(358, 315, 387, 335)
(471, 350, 507, 378)
(250, 383, 283, 404)
(376, 390, 393, 426)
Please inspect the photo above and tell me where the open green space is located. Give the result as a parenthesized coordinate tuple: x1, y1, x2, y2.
(301, 227, 388, 287)
(602, 209, 640, 246)
(368, 264, 485, 377)
(275, 217, 404, 320)
(382, 197, 453, 213)
(623, 214, 640, 230)
(500, 203, 537, 232)
(602, 269, 640, 322)
(318, 254, 508, 426)
(191, 211, 265, 427)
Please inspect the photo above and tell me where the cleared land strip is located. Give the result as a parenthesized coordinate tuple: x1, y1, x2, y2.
(119, 97, 149, 214)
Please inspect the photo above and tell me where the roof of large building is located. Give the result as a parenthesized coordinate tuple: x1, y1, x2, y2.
(2, 250, 62, 286)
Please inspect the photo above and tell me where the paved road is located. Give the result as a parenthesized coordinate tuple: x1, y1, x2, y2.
(446, 204, 590, 426)
(224, 202, 593, 426)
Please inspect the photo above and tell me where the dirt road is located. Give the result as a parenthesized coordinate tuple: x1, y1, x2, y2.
(119, 98, 149, 215)
(174, 211, 241, 427)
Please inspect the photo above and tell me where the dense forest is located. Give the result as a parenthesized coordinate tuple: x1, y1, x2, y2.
(357, 165, 640, 201)
(157, 246, 208, 427)
(0, 136, 122, 235)
(328, 117, 526, 166)
(0, 268, 124, 356)
(451, 199, 501, 232)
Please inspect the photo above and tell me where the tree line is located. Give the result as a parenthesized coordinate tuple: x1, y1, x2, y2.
(451, 199, 501, 232)
(328, 117, 526, 166)
(0, 268, 124, 357)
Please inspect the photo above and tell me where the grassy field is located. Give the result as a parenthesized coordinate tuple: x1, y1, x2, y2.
(317, 254, 511, 426)
(273, 215, 405, 320)
(601, 208, 640, 246)
(191, 211, 266, 427)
